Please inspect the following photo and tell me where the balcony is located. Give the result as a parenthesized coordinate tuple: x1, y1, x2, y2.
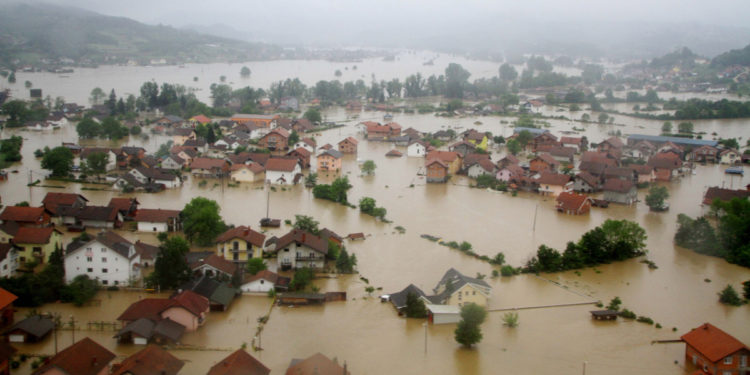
(295, 255, 322, 261)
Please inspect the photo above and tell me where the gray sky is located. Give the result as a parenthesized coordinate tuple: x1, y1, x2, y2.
(4, 0, 750, 56)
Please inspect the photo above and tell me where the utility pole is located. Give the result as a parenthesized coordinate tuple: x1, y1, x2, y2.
(532, 203, 539, 232)
(423, 322, 427, 356)
(582, 361, 587, 375)
(69, 315, 76, 344)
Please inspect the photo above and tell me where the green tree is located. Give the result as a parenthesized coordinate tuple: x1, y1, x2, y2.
(516, 130, 534, 147)
(7, 72, 15, 84)
(490, 252, 505, 266)
(661, 121, 672, 134)
(101, 117, 128, 140)
(290, 267, 314, 291)
(678, 121, 694, 134)
(499, 63, 518, 82)
(445, 63, 471, 98)
(1, 100, 30, 127)
(361, 160, 376, 175)
(598, 113, 609, 124)
(293, 215, 320, 235)
(89, 87, 105, 105)
(712, 198, 750, 267)
(645, 186, 669, 211)
(240, 66, 251, 78)
(303, 108, 322, 123)
(718, 285, 743, 306)
(502, 312, 519, 327)
(210, 83, 232, 107)
(288, 130, 300, 146)
(359, 197, 376, 214)
(60, 275, 99, 306)
(335, 248, 357, 274)
(76, 118, 101, 138)
(181, 197, 227, 246)
(454, 303, 487, 347)
(150, 236, 191, 290)
(130, 125, 142, 136)
(506, 139, 521, 155)
(246, 258, 267, 275)
(606, 296, 622, 311)
(82, 152, 109, 178)
(404, 292, 427, 318)
(41, 147, 74, 177)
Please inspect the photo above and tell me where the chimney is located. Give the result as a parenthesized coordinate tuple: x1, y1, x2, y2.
(91, 357, 97, 367)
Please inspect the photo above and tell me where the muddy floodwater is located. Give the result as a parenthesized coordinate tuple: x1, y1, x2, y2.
(1, 71, 749, 374)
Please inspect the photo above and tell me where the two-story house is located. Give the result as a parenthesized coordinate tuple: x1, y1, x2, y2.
(681, 323, 749, 375)
(317, 149, 342, 173)
(428, 268, 492, 308)
(64, 231, 141, 286)
(215, 226, 266, 265)
(12, 227, 62, 266)
(265, 229, 328, 270)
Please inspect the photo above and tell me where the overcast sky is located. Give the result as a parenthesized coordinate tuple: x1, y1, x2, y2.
(3, 0, 750, 56)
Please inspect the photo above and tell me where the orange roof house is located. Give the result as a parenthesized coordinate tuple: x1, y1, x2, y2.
(111, 345, 184, 375)
(33, 337, 115, 375)
(286, 353, 350, 375)
(190, 114, 212, 125)
(426, 151, 462, 175)
(555, 192, 592, 215)
(338, 137, 358, 154)
(0, 206, 50, 227)
(681, 323, 750, 375)
(208, 349, 271, 375)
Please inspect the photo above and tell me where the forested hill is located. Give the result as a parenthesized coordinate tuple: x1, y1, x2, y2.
(711, 44, 750, 69)
(0, 3, 284, 67)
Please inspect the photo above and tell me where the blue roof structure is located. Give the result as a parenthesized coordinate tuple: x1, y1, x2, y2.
(627, 134, 718, 147)
(513, 127, 548, 135)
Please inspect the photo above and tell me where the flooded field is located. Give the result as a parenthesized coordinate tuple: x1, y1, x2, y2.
(1, 99, 748, 374)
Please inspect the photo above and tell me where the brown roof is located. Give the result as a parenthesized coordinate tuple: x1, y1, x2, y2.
(702, 187, 750, 205)
(476, 158, 496, 173)
(627, 164, 653, 175)
(648, 153, 682, 169)
(339, 136, 358, 145)
(75, 205, 119, 222)
(34, 337, 115, 375)
(42, 192, 88, 213)
(0, 287, 17, 310)
(533, 153, 561, 167)
(108, 197, 138, 213)
(134, 240, 159, 261)
(134, 209, 181, 223)
(463, 153, 490, 167)
(681, 323, 749, 363)
(265, 157, 298, 172)
(244, 270, 281, 285)
(111, 345, 184, 375)
(289, 147, 312, 158)
(0, 206, 47, 224)
(578, 161, 610, 176)
(498, 154, 519, 166)
(171, 290, 209, 317)
(581, 151, 617, 166)
(603, 167, 633, 179)
(13, 227, 58, 244)
(286, 353, 350, 375)
(535, 172, 571, 186)
(273, 229, 328, 255)
(560, 136, 582, 145)
(208, 349, 270, 375)
(216, 226, 266, 247)
(575, 172, 600, 188)
(425, 158, 448, 169)
(602, 178, 635, 193)
(426, 151, 460, 163)
(118, 299, 177, 322)
(602, 136, 624, 149)
(191, 157, 228, 170)
(190, 253, 239, 276)
(549, 146, 576, 159)
(556, 192, 591, 211)
(385, 149, 403, 157)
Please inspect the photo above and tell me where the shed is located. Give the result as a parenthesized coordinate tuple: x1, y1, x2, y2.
(277, 293, 326, 305)
(590, 310, 618, 321)
(426, 304, 461, 325)
(5, 315, 54, 342)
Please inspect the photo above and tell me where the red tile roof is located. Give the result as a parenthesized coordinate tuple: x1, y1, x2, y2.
(535, 172, 571, 186)
(216, 226, 266, 247)
(265, 158, 298, 172)
(34, 337, 115, 375)
(702, 187, 750, 205)
(556, 192, 591, 212)
(0, 287, 17, 310)
(425, 158, 448, 169)
(681, 323, 749, 363)
(191, 157, 228, 170)
(560, 137, 582, 145)
(426, 151, 460, 163)
(0, 206, 47, 224)
(602, 178, 635, 193)
(575, 172, 599, 188)
(208, 349, 270, 375)
(134, 209, 181, 223)
(108, 198, 138, 213)
(13, 227, 58, 244)
(648, 153, 683, 169)
(118, 299, 177, 322)
(191, 114, 212, 124)
(602, 136, 624, 149)
(42, 192, 87, 212)
(171, 290, 209, 317)
(111, 345, 184, 375)
(190, 253, 239, 276)
(533, 153, 560, 167)
(286, 353, 350, 375)
(385, 149, 403, 157)
(273, 229, 328, 255)
(339, 136, 358, 145)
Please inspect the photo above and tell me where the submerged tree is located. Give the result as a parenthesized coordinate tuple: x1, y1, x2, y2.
(455, 303, 487, 347)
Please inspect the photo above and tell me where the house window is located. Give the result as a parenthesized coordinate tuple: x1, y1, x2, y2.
(724, 356, 732, 365)
(114, 281, 119, 286)
(233, 241, 239, 251)
(87, 257, 92, 262)
(102, 257, 107, 263)
(102, 280, 108, 285)
(473, 291, 476, 295)
(260, 280, 264, 284)
(87, 268, 93, 273)
(101, 248, 107, 253)
(102, 268, 108, 273)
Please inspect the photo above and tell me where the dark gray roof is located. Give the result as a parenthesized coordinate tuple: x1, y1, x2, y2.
(6, 315, 54, 338)
(388, 284, 426, 309)
(627, 134, 718, 147)
(182, 275, 237, 307)
(152, 318, 185, 342)
(320, 149, 342, 159)
(513, 127, 548, 135)
(431, 268, 491, 303)
(115, 318, 155, 339)
(67, 231, 133, 259)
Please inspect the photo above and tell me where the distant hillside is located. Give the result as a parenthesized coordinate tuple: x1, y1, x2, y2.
(0, 3, 284, 67)
(711, 44, 750, 68)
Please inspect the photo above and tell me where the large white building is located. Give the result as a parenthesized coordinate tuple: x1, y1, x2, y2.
(64, 231, 141, 286)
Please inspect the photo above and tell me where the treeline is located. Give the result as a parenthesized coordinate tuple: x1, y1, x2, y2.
(0, 135, 23, 168)
(675, 198, 750, 268)
(0, 247, 99, 307)
(523, 220, 647, 273)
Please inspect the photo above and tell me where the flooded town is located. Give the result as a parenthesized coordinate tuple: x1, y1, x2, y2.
(0, 1, 749, 374)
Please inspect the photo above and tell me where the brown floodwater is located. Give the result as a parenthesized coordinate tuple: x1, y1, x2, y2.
(1, 99, 749, 374)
